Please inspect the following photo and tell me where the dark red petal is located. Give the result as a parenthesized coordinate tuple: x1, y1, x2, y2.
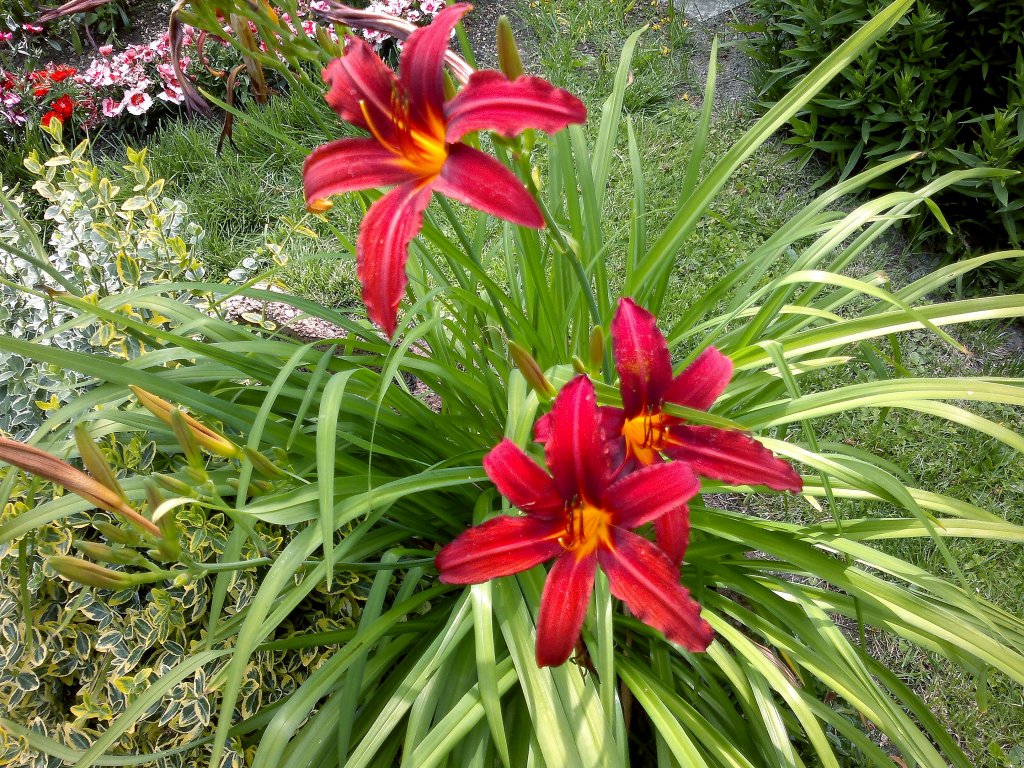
(603, 461, 699, 530)
(611, 298, 673, 418)
(483, 439, 564, 517)
(534, 406, 622, 446)
(544, 376, 610, 504)
(400, 3, 471, 130)
(303, 137, 417, 207)
(662, 346, 733, 413)
(654, 506, 691, 566)
(533, 412, 552, 444)
(323, 37, 400, 138)
(434, 143, 543, 228)
(444, 70, 587, 143)
(357, 180, 434, 336)
(536, 552, 596, 667)
(436, 515, 563, 584)
(599, 528, 713, 652)
(665, 426, 803, 492)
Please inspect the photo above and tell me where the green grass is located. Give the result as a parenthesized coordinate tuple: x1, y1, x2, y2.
(81, 1, 1024, 762)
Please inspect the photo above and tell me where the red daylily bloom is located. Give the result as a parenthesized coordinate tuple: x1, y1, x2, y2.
(535, 299, 803, 563)
(609, 298, 802, 559)
(303, 3, 586, 336)
(436, 376, 712, 667)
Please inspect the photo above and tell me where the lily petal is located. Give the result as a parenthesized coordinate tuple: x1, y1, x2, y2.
(654, 507, 691, 566)
(323, 37, 400, 141)
(599, 528, 713, 652)
(533, 406, 623, 446)
(434, 143, 543, 228)
(536, 551, 597, 667)
(436, 515, 563, 583)
(603, 461, 699, 529)
(544, 376, 609, 504)
(663, 346, 733, 412)
(357, 180, 434, 336)
(303, 137, 418, 208)
(483, 439, 564, 517)
(665, 426, 803, 492)
(611, 298, 673, 418)
(399, 2, 472, 130)
(445, 70, 587, 143)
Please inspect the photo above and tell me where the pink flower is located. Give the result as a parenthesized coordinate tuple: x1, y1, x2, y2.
(23, 23, 44, 34)
(121, 89, 152, 116)
(101, 97, 123, 117)
(99, 44, 113, 55)
(157, 84, 184, 104)
(1, 31, 13, 43)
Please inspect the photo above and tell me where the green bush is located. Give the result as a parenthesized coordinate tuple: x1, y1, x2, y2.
(746, 0, 1024, 277)
(0, 123, 204, 440)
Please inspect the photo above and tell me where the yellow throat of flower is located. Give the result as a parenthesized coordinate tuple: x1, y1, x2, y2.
(559, 501, 613, 560)
(360, 98, 448, 178)
(622, 411, 671, 465)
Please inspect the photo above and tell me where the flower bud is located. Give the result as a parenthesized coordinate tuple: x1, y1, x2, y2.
(49, 556, 133, 589)
(153, 506, 181, 562)
(74, 423, 128, 504)
(94, 521, 140, 546)
(130, 386, 243, 460)
(496, 16, 524, 80)
(243, 446, 285, 478)
(509, 341, 556, 399)
(153, 473, 193, 497)
(0, 435, 159, 538)
(73, 541, 139, 565)
(571, 355, 588, 375)
(169, 407, 203, 467)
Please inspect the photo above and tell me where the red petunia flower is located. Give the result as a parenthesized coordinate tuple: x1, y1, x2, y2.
(40, 110, 63, 127)
(436, 376, 713, 667)
(303, 3, 586, 336)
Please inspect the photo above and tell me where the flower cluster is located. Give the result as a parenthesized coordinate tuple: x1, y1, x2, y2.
(359, 0, 446, 50)
(436, 298, 804, 666)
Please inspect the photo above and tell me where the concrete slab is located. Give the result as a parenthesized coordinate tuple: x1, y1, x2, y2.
(672, 0, 748, 21)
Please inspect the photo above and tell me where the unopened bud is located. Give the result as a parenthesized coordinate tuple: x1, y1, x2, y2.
(496, 16, 524, 80)
(0, 435, 159, 538)
(509, 341, 556, 399)
(243, 446, 284, 478)
(571, 355, 588, 375)
(74, 423, 128, 504)
(73, 541, 139, 565)
(153, 507, 181, 562)
(131, 386, 243, 459)
(169, 407, 203, 467)
(588, 326, 605, 372)
(94, 521, 140, 546)
(49, 556, 133, 589)
(316, 24, 343, 57)
(153, 473, 193, 497)
(146, 481, 165, 515)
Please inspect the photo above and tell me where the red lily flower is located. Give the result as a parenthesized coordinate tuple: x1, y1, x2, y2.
(436, 376, 713, 667)
(605, 298, 803, 561)
(303, 3, 586, 336)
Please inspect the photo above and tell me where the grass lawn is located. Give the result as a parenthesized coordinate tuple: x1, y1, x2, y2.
(88, 0, 1024, 762)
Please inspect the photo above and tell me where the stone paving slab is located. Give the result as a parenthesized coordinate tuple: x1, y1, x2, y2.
(675, 0, 748, 20)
